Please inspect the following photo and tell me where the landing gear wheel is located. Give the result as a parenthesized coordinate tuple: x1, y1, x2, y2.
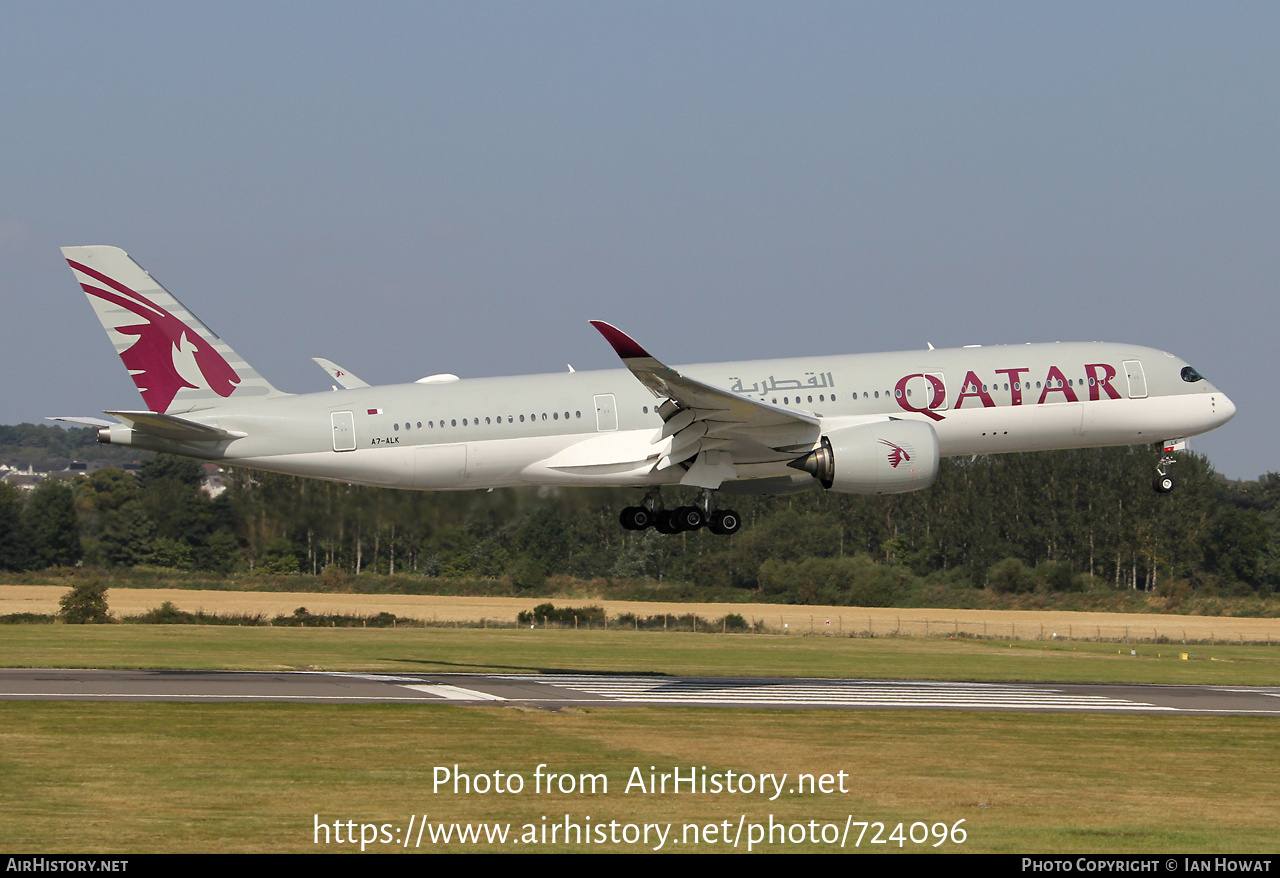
(672, 506, 704, 531)
(619, 489, 742, 536)
(620, 506, 652, 530)
(708, 509, 742, 536)
(1153, 446, 1178, 494)
(654, 510, 682, 535)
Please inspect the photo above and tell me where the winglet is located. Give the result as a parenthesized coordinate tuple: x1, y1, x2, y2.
(590, 321, 653, 360)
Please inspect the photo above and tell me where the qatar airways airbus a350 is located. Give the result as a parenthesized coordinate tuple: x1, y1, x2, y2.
(54, 246, 1235, 535)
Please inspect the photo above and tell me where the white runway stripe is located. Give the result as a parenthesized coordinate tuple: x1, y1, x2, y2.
(485, 675, 1173, 711)
(401, 684, 507, 701)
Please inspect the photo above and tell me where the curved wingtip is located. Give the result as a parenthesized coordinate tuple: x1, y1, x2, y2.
(589, 320, 652, 360)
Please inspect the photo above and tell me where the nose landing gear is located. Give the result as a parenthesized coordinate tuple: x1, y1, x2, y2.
(1153, 439, 1185, 494)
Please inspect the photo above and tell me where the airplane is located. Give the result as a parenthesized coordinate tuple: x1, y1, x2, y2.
(53, 245, 1236, 536)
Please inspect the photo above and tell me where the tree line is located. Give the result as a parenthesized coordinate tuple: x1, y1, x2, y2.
(1, 437, 1277, 600)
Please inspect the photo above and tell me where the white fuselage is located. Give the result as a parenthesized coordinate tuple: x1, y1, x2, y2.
(122, 340, 1234, 492)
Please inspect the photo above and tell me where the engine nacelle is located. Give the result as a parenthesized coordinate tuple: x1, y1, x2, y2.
(98, 424, 135, 446)
(792, 420, 940, 494)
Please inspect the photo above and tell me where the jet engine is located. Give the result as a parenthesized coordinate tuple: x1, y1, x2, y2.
(791, 420, 940, 494)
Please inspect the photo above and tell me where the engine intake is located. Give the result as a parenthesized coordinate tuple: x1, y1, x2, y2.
(791, 420, 939, 494)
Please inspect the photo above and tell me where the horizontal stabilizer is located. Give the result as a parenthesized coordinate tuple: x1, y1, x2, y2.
(104, 410, 246, 442)
(48, 416, 116, 428)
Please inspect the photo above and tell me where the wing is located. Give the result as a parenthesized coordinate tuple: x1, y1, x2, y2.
(590, 321, 822, 488)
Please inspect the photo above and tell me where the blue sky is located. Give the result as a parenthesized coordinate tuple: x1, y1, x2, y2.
(2, 2, 1275, 478)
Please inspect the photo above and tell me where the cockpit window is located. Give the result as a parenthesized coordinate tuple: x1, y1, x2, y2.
(1181, 366, 1204, 383)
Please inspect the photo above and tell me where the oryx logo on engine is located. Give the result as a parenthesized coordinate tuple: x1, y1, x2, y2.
(879, 439, 913, 469)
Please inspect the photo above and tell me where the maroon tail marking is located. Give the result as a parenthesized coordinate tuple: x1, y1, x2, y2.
(68, 259, 240, 413)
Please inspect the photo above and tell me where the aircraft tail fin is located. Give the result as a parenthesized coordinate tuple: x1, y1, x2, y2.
(312, 357, 370, 389)
(62, 246, 287, 414)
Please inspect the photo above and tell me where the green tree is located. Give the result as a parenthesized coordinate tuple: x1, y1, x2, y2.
(25, 480, 81, 568)
(0, 482, 32, 571)
(135, 454, 205, 490)
(59, 579, 110, 624)
(96, 501, 156, 567)
(259, 537, 300, 574)
(987, 558, 1037, 594)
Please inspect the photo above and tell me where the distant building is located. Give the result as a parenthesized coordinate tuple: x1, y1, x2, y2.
(200, 463, 227, 497)
(0, 458, 145, 489)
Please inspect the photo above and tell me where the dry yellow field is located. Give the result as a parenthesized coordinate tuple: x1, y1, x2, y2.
(4, 584, 1277, 643)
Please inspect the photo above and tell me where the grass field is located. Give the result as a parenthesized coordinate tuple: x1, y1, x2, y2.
(2, 702, 1275, 853)
(0, 625, 1277, 685)
(2, 595, 1277, 854)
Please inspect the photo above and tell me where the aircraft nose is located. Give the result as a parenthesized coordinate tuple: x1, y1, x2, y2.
(1216, 393, 1237, 425)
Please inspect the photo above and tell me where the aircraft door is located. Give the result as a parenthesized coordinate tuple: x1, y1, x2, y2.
(594, 394, 618, 432)
(1123, 360, 1148, 399)
(331, 411, 356, 452)
(903, 372, 948, 414)
(928, 373, 949, 410)
(923, 372, 948, 411)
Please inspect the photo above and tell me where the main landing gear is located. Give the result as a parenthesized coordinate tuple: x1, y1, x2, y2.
(619, 489, 742, 536)
(1153, 439, 1185, 494)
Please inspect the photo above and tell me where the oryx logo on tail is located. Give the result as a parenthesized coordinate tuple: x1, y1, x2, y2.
(66, 257, 241, 413)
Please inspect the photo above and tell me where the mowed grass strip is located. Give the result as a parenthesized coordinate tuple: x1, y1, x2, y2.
(0, 625, 1278, 685)
(0, 703, 1274, 853)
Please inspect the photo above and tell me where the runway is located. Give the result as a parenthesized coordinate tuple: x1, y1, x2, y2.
(2, 669, 1278, 714)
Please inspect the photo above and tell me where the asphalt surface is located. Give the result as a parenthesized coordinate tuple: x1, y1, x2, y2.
(1, 669, 1278, 714)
